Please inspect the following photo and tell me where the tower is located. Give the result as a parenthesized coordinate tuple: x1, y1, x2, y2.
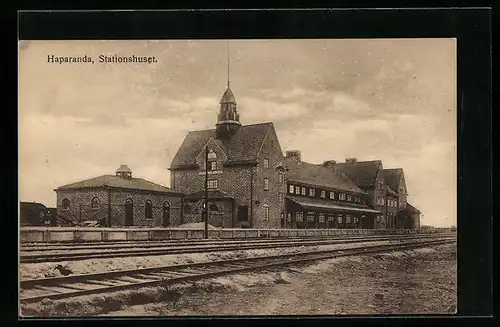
(215, 42, 241, 139)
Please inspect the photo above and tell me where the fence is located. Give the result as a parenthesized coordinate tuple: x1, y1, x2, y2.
(20, 226, 453, 243)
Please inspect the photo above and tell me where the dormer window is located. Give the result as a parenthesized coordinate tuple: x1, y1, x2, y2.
(301, 187, 306, 196)
(330, 192, 335, 199)
(210, 161, 217, 171)
(289, 184, 294, 194)
(309, 189, 315, 197)
(320, 190, 326, 198)
(263, 158, 269, 169)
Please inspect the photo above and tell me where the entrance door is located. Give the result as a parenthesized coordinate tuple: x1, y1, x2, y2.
(237, 206, 249, 222)
(162, 202, 170, 227)
(125, 199, 133, 226)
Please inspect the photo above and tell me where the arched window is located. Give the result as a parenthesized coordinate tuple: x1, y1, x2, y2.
(62, 198, 70, 210)
(91, 197, 101, 209)
(145, 200, 153, 219)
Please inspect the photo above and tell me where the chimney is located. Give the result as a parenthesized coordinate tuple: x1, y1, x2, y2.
(346, 158, 357, 164)
(323, 160, 337, 170)
(285, 150, 301, 162)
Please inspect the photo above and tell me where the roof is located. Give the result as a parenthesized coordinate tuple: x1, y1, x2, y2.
(335, 160, 382, 188)
(170, 122, 273, 168)
(384, 168, 403, 191)
(287, 195, 381, 214)
(184, 190, 234, 200)
(56, 175, 182, 194)
(116, 165, 132, 173)
(387, 185, 398, 196)
(20, 202, 47, 212)
(405, 203, 421, 214)
(220, 86, 236, 104)
(285, 157, 366, 194)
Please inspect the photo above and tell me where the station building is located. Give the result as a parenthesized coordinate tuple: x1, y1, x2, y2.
(169, 82, 421, 229)
(55, 165, 183, 227)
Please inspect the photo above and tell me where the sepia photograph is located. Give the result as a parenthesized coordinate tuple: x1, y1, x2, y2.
(18, 38, 457, 317)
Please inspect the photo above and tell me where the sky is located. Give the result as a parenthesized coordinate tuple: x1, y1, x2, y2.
(18, 39, 457, 227)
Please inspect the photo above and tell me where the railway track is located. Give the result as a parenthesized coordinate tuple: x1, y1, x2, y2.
(20, 233, 455, 263)
(19, 236, 456, 304)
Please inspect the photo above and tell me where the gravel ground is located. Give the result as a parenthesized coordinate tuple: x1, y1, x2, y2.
(19, 240, 402, 280)
(20, 243, 456, 316)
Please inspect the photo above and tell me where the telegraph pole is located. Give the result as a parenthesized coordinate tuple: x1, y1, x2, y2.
(204, 146, 209, 239)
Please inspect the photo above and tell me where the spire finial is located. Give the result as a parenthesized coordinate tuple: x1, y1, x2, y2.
(227, 41, 230, 87)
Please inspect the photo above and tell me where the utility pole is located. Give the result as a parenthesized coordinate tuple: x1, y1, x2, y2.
(204, 146, 209, 239)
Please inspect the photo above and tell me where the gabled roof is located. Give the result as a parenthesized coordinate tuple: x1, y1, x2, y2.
(384, 168, 403, 192)
(285, 157, 366, 194)
(387, 185, 398, 196)
(405, 203, 421, 214)
(170, 122, 273, 168)
(336, 160, 382, 188)
(56, 175, 182, 194)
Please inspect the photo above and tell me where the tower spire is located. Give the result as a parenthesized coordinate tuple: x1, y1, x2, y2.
(227, 41, 230, 87)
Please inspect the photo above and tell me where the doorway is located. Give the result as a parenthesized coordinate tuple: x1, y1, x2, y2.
(237, 206, 249, 222)
(125, 198, 133, 226)
(162, 202, 170, 227)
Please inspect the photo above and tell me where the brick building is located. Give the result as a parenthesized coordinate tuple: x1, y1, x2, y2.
(169, 83, 287, 229)
(283, 153, 381, 229)
(335, 160, 421, 229)
(168, 80, 421, 230)
(55, 165, 183, 227)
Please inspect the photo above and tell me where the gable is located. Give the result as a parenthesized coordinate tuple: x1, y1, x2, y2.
(336, 160, 382, 188)
(256, 124, 284, 161)
(195, 137, 228, 168)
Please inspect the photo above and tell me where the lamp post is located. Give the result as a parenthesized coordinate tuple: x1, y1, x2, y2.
(204, 147, 217, 239)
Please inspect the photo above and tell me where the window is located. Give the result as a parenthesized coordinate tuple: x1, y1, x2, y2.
(279, 173, 284, 183)
(381, 198, 385, 206)
(279, 192, 284, 203)
(328, 215, 335, 222)
(145, 200, 153, 219)
(320, 190, 326, 198)
(289, 185, 294, 193)
(295, 186, 301, 195)
(353, 216, 358, 224)
(209, 161, 217, 171)
(307, 212, 315, 222)
(301, 187, 306, 196)
(378, 180, 384, 189)
(347, 194, 352, 201)
(296, 212, 304, 222)
(287, 213, 292, 222)
(346, 215, 352, 224)
(91, 197, 100, 209)
(263, 158, 269, 169)
(62, 198, 70, 210)
(337, 215, 343, 224)
(330, 191, 335, 199)
(207, 179, 218, 189)
(318, 213, 325, 223)
(263, 205, 269, 221)
(263, 178, 269, 190)
(309, 189, 315, 197)
(339, 193, 346, 200)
